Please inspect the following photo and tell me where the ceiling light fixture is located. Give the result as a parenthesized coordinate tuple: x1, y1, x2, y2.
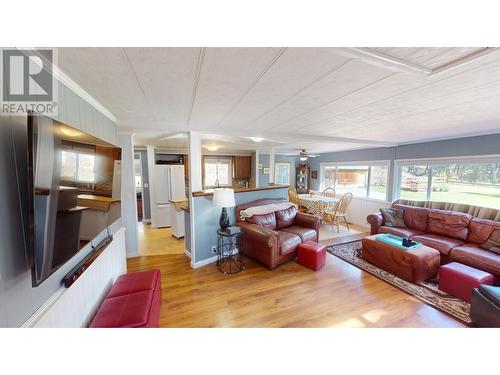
(203, 144, 220, 152)
(61, 128, 83, 137)
(299, 156, 308, 161)
(248, 137, 264, 143)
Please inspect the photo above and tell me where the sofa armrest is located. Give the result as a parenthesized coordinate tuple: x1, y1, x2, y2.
(236, 222, 279, 248)
(295, 212, 321, 233)
(367, 213, 384, 235)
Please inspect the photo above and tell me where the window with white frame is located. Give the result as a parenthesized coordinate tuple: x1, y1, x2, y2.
(320, 161, 389, 200)
(275, 162, 291, 185)
(204, 156, 233, 188)
(395, 157, 500, 209)
(61, 150, 96, 183)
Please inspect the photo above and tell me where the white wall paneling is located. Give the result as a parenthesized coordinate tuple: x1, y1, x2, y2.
(23, 228, 127, 328)
(346, 198, 391, 228)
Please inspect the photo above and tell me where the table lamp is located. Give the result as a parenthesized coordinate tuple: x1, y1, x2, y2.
(213, 188, 235, 230)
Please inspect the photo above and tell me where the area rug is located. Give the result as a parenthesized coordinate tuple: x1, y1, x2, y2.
(326, 240, 471, 325)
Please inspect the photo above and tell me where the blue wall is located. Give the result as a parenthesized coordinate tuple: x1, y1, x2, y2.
(308, 133, 500, 192)
(258, 154, 300, 187)
(191, 187, 288, 263)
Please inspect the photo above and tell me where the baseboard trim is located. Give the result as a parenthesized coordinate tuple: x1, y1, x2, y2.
(192, 255, 218, 269)
(184, 249, 192, 259)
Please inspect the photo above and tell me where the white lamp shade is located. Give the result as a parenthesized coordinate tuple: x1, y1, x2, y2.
(212, 188, 235, 208)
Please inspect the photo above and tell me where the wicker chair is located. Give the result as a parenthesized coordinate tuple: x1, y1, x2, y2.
(321, 187, 336, 198)
(323, 192, 353, 232)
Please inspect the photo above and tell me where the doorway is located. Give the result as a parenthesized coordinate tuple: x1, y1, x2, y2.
(134, 152, 144, 222)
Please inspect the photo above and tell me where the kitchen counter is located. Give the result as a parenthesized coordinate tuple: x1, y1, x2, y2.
(77, 194, 120, 212)
(192, 185, 289, 197)
(169, 198, 188, 211)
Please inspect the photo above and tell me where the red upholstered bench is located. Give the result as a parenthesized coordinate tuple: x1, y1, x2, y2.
(90, 269, 161, 328)
(439, 262, 493, 303)
(297, 241, 326, 271)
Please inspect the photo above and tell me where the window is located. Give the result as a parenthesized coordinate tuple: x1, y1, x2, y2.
(398, 165, 429, 201)
(275, 162, 291, 185)
(204, 156, 232, 188)
(396, 159, 500, 209)
(336, 165, 369, 197)
(135, 176, 142, 188)
(320, 162, 389, 200)
(369, 165, 389, 200)
(61, 150, 96, 183)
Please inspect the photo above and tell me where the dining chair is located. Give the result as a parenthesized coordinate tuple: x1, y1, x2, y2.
(321, 187, 336, 198)
(289, 188, 308, 212)
(323, 192, 353, 232)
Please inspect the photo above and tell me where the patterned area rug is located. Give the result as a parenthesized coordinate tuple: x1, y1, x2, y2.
(326, 240, 471, 325)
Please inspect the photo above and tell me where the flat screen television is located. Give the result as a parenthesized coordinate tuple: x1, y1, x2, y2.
(28, 112, 121, 287)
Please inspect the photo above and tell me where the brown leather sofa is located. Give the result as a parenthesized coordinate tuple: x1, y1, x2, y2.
(367, 203, 500, 284)
(236, 198, 321, 269)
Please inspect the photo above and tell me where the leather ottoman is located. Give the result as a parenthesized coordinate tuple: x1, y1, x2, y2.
(470, 285, 500, 327)
(439, 262, 493, 302)
(361, 235, 440, 283)
(90, 269, 161, 328)
(90, 290, 156, 328)
(297, 240, 326, 271)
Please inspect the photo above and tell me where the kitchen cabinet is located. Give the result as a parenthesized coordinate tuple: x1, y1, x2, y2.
(233, 156, 252, 178)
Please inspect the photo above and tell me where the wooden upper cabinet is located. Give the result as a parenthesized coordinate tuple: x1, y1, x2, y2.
(233, 156, 252, 178)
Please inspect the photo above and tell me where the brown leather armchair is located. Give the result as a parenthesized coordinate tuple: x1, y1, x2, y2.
(236, 198, 321, 269)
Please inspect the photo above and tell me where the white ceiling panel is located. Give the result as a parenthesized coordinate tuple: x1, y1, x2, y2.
(55, 47, 500, 154)
(217, 48, 349, 129)
(306, 56, 500, 136)
(250, 59, 393, 131)
(369, 47, 485, 69)
(123, 47, 200, 128)
(188, 47, 283, 130)
(58, 48, 153, 121)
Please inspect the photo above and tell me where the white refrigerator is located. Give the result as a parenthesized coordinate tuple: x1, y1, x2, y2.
(153, 165, 186, 228)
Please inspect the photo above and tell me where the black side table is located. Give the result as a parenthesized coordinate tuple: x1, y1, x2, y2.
(216, 228, 245, 274)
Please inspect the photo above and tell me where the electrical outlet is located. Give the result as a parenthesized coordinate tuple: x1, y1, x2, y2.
(211, 246, 217, 254)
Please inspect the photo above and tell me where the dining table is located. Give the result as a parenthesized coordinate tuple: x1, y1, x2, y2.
(298, 194, 339, 215)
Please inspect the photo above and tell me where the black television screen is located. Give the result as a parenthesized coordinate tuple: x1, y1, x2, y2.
(28, 112, 121, 287)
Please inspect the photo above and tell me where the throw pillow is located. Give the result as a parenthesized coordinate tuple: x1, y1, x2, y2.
(380, 207, 406, 228)
(480, 229, 500, 255)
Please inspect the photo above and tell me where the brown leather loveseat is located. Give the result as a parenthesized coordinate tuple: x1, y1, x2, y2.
(367, 203, 500, 284)
(236, 198, 321, 269)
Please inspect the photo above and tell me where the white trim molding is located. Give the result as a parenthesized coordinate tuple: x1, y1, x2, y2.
(340, 47, 498, 77)
(17, 47, 117, 123)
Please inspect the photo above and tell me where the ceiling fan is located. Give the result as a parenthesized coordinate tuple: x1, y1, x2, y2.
(298, 149, 320, 161)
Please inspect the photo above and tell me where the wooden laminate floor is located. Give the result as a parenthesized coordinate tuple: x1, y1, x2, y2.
(138, 222, 185, 256)
(127, 231, 465, 327)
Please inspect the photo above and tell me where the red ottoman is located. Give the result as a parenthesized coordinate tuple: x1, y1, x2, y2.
(439, 262, 494, 302)
(90, 291, 156, 328)
(90, 269, 161, 328)
(297, 241, 326, 271)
